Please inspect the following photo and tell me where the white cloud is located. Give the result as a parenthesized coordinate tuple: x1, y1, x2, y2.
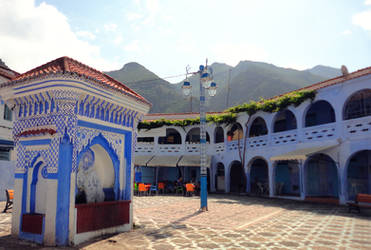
(341, 29, 352, 35)
(104, 23, 118, 32)
(210, 43, 269, 67)
(365, 0, 371, 5)
(76, 30, 96, 40)
(353, 10, 371, 31)
(126, 12, 143, 21)
(113, 35, 124, 45)
(124, 40, 141, 52)
(0, 0, 120, 72)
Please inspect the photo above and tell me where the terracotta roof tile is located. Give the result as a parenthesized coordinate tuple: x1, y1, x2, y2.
(11, 56, 151, 106)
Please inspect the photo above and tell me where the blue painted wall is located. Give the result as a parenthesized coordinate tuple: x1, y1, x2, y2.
(55, 133, 72, 246)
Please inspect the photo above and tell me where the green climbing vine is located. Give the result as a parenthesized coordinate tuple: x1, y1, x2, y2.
(137, 90, 316, 130)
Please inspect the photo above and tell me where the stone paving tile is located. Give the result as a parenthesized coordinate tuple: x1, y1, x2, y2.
(1, 196, 371, 249)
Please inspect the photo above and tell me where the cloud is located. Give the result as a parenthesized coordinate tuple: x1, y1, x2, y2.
(124, 40, 141, 52)
(341, 29, 352, 35)
(76, 30, 96, 40)
(353, 10, 371, 31)
(104, 23, 118, 32)
(126, 12, 143, 21)
(0, 0, 120, 72)
(210, 43, 269, 67)
(365, 0, 371, 5)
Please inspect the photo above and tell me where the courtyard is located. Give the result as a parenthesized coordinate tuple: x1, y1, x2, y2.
(1, 195, 371, 249)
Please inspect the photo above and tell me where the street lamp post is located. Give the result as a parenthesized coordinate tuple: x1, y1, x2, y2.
(182, 61, 217, 211)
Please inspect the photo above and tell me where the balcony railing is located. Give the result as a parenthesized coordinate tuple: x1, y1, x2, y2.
(303, 123, 336, 142)
(135, 120, 362, 156)
(343, 116, 371, 138)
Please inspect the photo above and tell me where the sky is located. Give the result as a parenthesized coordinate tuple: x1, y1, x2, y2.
(0, 0, 370, 83)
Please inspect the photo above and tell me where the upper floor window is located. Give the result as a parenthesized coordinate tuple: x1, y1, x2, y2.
(214, 126, 224, 143)
(3, 104, 12, 121)
(186, 128, 210, 143)
(0, 148, 10, 161)
(137, 137, 154, 143)
(227, 123, 243, 141)
(305, 100, 335, 127)
(273, 110, 297, 133)
(158, 128, 182, 144)
(249, 117, 268, 137)
(343, 89, 371, 120)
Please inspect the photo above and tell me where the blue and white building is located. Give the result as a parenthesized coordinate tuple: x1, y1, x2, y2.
(0, 57, 151, 246)
(135, 66, 371, 205)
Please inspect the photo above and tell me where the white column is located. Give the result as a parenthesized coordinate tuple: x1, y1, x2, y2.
(268, 161, 274, 197)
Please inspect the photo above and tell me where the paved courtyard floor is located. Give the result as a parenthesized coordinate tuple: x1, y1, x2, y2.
(1, 195, 371, 249)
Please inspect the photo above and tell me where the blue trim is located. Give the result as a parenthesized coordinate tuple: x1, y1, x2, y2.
(30, 161, 43, 213)
(15, 173, 26, 179)
(124, 132, 132, 200)
(200, 138, 207, 143)
(14, 79, 112, 97)
(55, 132, 72, 246)
(15, 83, 114, 102)
(77, 120, 131, 134)
(77, 134, 121, 200)
(20, 139, 51, 146)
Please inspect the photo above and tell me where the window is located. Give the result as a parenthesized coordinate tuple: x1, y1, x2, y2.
(344, 89, 371, 120)
(137, 137, 154, 143)
(158, 128, 182, 144)
(0, 148, 10, 161)
(305, 101, 335, 127)
(3, 104, 12, 121)
(273, 110, 297, 133)
(249, 117, 268, 137)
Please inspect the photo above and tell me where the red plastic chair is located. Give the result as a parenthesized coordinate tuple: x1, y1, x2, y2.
(186, 183, 195, 197)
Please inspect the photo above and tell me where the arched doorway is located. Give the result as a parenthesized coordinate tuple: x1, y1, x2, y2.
(229, 161, 246, 193)
(214, 126, 224, 143)
(273, 110, 297, 133)
(250, 158, 269, 195)
(347, 150, 371, 200)
(215, 163, 225, 191)
(305, 100, 335, 127)
(274, 161, 300, 196)
(186, 127, 210, 143)
(249, 117, 268, 137)
(227, 123, 243, 141)
(158, 128, 182, 144)
(343, 89, 371, 120)
(305, 154, 338, 198)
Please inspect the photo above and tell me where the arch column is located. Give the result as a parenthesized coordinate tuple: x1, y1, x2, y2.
(225, 163, 230, 193)
(210, 163, 216, 192)
(299, 160, 305, 199)
(245, 164, 250, 193)
(268, 161, 274, 197)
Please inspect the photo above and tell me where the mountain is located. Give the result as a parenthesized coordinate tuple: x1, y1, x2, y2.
(106, 61, 339, 113)
(106, 63, 189, 113)
(305, 65, 341, 79)
(0, 59, 9, 69)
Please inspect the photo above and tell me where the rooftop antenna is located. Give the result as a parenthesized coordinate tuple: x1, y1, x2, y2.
(341, 65, 349, 76)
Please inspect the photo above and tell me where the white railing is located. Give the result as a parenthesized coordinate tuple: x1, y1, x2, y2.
(158, 144, 183, 153)
(303, 123, 336, 142)
(343, 116, 371, 138)
(226, 139, 244, 151)
(271, 130, 298, 145)
(248, 135, 269, 148)
(185, 142, 200, 153)
(135, 142, 155, 153)
(215, 143, 225, 153)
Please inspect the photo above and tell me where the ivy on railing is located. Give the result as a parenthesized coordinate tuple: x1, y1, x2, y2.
(227, 90, 316, 115)
(138, 90, 316, 130)
(138, 113, 237, 130)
